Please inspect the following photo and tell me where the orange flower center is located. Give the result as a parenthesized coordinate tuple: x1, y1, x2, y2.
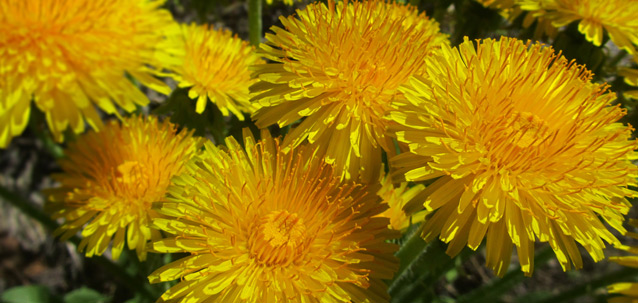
(249, 210, 307, 266)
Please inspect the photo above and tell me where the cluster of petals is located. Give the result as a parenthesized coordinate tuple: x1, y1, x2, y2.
(170, 24, 262, 120)
(149, 131, 398, 302)
(388, 37, 638, 276)
(46, 116, 202, 260)
(0, 0, 180, 147)
(251, 0, 448, 182)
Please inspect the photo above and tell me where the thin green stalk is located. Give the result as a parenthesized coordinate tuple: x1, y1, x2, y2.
(394, 227, 428, 279)
(390, 226, 472, 301)
(248, 0, 262, 46)
(28, 108, 64, 159)
(455, 245, 554, 303)
(0, 185, 156, 301)
(531, 266, 638, 303)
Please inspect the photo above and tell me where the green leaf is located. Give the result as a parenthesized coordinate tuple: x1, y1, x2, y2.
(1, 285, 57, 303)
(63, 287, 108, 303)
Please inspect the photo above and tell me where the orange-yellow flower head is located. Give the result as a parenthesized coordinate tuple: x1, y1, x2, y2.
(46, 116, 202, 260)
(521, 0, 638, 54)
(389, 37, 638, 277)
(148, 131, 398, 302)
(0, 0, 179, 147)
(251, 0, 448, 182)
(171, 24, 263, 120)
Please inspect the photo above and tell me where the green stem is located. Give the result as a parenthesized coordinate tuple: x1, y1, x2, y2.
(0, 185, 156, 301)
(28, 109, 64, 159)
(394, 228, 428, 280)
(248, 0, 262, 46)
(530, 266, 638, 303)
(455, 245, 554, 303)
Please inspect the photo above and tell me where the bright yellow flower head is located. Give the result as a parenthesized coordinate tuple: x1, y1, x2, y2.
(520, 0, 638, 54)
(0, 0, 179, 147)
(389, 37, 638, 277)
(377, 171, 428, 231)
(608, 219, 638, 302)
(171, 24, 262, 120)
(148, 130, 398, 302)
(251, 0, 448, 182)
(46, 116, 202, 260)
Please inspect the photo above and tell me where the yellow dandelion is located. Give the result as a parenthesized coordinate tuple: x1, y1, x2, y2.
(389, 37, 638, 277)
(251, 0, 448, 182)
(608, 219, 638, 303)
(0, 0, 180, 147)
(521, 0, 638, 54)
(171, 24, 263, 120)
(46, 116, 202, 260)
(377, 171, 428, 231)
(148, 130, 398, 302)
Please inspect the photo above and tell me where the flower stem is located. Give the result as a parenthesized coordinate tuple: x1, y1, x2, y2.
(529, 265, 638, 303)
(455, 245, 554, 303)
(248, 0, 262, 46)
(0, 185, 156, 301)
(394, 227, 428, 279)
(28, 108, 64, 159)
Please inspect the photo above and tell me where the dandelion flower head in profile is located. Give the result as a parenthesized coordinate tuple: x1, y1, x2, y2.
(389, 37, 638, 277)
(607, 219, 638, 302)
(520, 0, 638, 54)
(251, 0, 448, 182)
(0, 0, 179, 147)
(376, 171, 428, 231)
(148, 130, 398, 302)
(170, 24, 263, 120)
(46, 116, 202, 261)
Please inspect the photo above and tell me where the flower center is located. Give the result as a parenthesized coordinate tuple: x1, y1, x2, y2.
(249, 210, 307, 266)
(116, 161, 148, 184)
(504, 111, 551, 148)
(261, 210, 306, 248)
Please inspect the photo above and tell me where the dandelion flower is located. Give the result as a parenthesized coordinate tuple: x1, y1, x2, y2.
(148, 130, 398, 302)
(377, 172, 428, 231)
(389, 37, 638, 276)
(46, 116, 202, 260)
(251, 0, 448, 182)
(608, 219, 638, 303)
(521, 0, 638, 54)
(171, 24, 262, 120)
(0, 0, 180, 147)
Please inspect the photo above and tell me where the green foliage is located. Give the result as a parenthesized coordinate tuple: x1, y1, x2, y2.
(1, 286, 107, 303)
